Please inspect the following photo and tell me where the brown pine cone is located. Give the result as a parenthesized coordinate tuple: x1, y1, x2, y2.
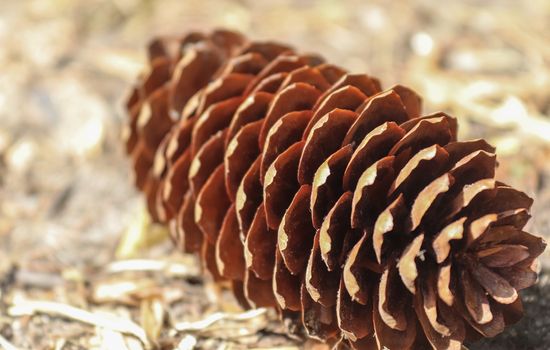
(124, 29, 546, 350)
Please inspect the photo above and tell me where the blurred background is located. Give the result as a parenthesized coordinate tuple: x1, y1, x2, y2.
(1, 0, 550, 349)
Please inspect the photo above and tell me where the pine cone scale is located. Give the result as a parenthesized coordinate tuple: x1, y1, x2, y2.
(298, 109, 357, 185)
(224, 119, 262, 201)
(312, 146, 353, 231)
(263, 140, 303, 230)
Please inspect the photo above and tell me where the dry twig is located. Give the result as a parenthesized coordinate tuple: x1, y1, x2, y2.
(8, 300, 151, 349)
(0, 334, 18, 350)
(173, 308, 267, 333)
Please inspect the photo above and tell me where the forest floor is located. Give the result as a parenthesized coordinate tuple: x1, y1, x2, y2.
(1, 0, 550, 349)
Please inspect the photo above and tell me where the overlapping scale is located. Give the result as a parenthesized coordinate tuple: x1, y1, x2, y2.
(124, 29, 546, 350)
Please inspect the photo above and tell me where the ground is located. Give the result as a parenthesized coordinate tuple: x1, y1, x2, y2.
(0, 0, 549, 349)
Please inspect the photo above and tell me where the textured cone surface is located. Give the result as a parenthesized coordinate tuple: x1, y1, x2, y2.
(124, 29, 546, 350)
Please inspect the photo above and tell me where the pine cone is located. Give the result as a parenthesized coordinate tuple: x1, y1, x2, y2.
(124, 29, 546, 350)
